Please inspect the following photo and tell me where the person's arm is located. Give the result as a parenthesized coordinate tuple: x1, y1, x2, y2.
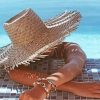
(46, 42, 87, 88)
(7, 42, 87, 100)
(7, 65, 49, 86)
(8, 42, 86, 88)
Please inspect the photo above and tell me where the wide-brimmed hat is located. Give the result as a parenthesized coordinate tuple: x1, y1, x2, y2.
(0, 8, 81, 71)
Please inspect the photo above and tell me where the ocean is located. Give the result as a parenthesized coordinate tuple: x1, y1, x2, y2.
(0, 0, 100, 58)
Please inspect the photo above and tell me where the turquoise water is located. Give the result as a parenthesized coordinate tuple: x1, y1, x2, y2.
(0, 0, 100, 58)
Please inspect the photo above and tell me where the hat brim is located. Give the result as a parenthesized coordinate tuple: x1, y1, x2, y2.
(0, 37, 64, 71)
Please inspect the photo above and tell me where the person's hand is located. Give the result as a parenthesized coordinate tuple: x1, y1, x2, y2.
(66, 82, 100, 98)
(19, 84, 49, 100)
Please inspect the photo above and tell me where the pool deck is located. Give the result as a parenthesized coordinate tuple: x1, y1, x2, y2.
(0, 58, 100, 100)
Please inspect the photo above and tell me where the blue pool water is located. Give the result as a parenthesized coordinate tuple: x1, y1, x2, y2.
(0, 0, 100, 58)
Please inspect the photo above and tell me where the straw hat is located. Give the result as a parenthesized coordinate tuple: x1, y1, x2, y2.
(0, 8, 81, 71)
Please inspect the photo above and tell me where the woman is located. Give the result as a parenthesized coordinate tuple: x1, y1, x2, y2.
(1, 8, 100, 100)
(8, 42, 100, 99)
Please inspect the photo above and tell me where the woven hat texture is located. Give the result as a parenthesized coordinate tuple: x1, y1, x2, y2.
(0, 8, 81, 71)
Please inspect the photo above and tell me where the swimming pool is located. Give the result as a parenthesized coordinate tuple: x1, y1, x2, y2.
(0, 0, 100, 58)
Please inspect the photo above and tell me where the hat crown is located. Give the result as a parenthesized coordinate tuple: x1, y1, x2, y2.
(4, 8, 48, 46)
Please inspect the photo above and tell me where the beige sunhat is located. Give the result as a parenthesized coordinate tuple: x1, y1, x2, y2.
(0, 8, 81, 71)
